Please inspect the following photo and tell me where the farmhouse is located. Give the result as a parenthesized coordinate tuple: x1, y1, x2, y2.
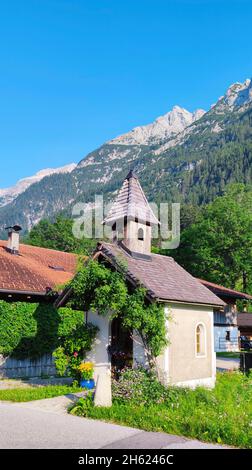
(0, 230, 77, 303)
(198, 279, 252, 352)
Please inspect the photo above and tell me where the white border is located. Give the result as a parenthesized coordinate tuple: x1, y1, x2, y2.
(174, 376, 215, 389)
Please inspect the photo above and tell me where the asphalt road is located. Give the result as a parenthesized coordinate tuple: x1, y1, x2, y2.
(0, 400, 227, 449)
(216, 357, 240, 371)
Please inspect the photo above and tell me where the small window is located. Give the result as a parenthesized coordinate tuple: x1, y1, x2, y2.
(196, 323, 206, 357)
(226, 330, 231, 341)
(138, 228, 144, 241)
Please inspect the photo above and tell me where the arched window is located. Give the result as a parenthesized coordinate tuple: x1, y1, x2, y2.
(196, 323, 206, 357)
(138, 228, 144, 241)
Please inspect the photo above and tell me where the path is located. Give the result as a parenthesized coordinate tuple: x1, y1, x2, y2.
(0, 397, 229, 449)
(216, 357, 239, 371)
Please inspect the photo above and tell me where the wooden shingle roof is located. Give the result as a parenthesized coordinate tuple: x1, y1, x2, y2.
(96, 242, 225, 307)
(103, 170, 159, 226)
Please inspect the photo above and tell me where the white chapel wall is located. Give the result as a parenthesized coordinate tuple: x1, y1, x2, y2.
(85, 311, 111, 379)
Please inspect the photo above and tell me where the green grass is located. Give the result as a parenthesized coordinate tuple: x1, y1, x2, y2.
(216, 352, 241, 358)
(0, 384, 82, 402)
(72, 372, 252, 449)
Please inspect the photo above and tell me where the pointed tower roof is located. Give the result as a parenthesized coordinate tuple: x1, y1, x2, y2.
(103, 170, 160, 226)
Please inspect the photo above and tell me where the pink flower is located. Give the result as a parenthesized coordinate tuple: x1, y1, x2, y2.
(73, 352, 78, 357)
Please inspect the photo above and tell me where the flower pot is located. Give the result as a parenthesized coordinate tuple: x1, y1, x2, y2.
(80, 378, 95, 389)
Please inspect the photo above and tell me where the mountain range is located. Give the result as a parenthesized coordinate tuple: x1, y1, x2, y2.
(0, 77, 252, 237)
(0, 163, 77, 208)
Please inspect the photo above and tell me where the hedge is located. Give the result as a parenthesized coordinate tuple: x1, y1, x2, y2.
(0, 301, 85, 359)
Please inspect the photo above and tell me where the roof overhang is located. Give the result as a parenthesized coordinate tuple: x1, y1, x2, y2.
(198, 278, 252, 301)
(102, 215, 160, 227)
(156, 297, 225, 309)
(0, 288, 58, 303)
(210, 289, 251, 300)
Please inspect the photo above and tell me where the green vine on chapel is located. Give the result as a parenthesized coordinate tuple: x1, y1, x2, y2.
(67, 259, 169, 366)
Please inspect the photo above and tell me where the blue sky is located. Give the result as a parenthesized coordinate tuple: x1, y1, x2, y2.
(0, 0, 252, 187)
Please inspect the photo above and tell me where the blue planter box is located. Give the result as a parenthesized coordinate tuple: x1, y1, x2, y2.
(80, 378, 95, 389)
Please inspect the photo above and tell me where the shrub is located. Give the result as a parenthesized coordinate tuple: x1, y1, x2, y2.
(69, 392, 94, 416)
(52, 346, 69, 377)
(112, 367, 186, 406)
(53, 324, 97, 379)
(0, 301, 94, 360)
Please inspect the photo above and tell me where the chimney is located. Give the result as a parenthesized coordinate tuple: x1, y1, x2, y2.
(5, 225, 22, 254)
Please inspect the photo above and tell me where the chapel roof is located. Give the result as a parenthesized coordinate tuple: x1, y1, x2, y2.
(95, 242, 225, 307)
(103, 170, 159, 226)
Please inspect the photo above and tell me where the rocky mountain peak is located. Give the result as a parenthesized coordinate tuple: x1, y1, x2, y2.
(108, 105, 205, 146)
(215, 78, 252, 110)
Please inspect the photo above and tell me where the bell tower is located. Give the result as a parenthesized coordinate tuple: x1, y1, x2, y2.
(103, 170, 159, 255)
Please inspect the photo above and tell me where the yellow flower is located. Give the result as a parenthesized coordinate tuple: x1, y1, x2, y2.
(78, 362, 94, 372)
